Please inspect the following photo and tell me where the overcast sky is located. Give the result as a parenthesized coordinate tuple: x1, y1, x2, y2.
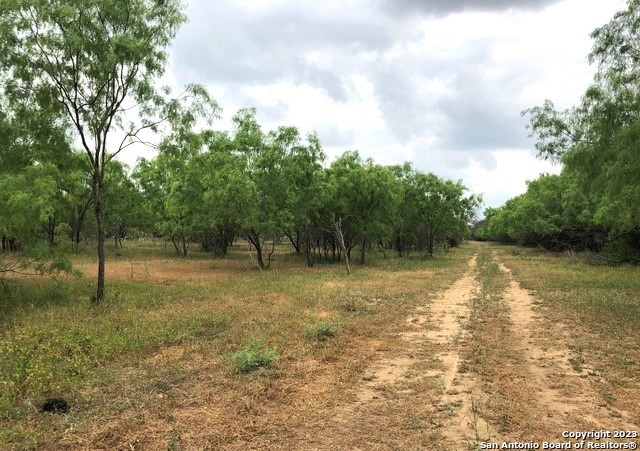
(159, 0, 627, 210)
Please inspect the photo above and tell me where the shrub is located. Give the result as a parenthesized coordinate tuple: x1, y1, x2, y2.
(303, 320, 339, 340)
(227, 338, 277, 373)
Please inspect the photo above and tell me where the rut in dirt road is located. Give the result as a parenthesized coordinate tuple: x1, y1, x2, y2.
(300, 253, 494, 450)
(494, 256, 638, 433)
(419, 254, 496, 449)
(350, 253, 498, 450)
(309, 248, 637, 450)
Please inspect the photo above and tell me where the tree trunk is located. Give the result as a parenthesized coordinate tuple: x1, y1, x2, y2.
(359, 238, 367, 264)
(265, 237, 276, 269)
(255, 241, 265, 268)
(304, 236, 314, 268)
(46, 215, 56, 246)
(74, 223, 82, 248)
(247, 230, 266, 269)
(395, 230, 403, 257)
(427, 233, 435, 257)
(93, 179, 106, 303)
(70, 201, 90, 250)
(332, 216, 351, 275)
(285, 230, 301, 254)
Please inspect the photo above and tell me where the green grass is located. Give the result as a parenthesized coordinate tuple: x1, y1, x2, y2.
(0, 281, 228, 418)
(497, 245, 640, 334)
(226, 338, 278, 373)
(303, 319, 341, 340)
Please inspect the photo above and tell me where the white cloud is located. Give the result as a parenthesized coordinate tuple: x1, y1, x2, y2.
(461, 150, 562, 209)
(158, 0, 628, 209)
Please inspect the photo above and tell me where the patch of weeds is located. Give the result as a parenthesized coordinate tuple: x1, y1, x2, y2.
(227, 338, 277, 373)
(601, 390, 617, 405)
(408, 413, 423, 429)
(465, 397, 487, 450)
(620, 358, 637, 370)
(0, 327, 98, 410)
(167, 427, 181, 451)
(438, 399, 462, 416)
(458, 360, 469, 374)
(303, 320, 341, 341)
(476, 252, 505, 300)
(569, 356, 584, 373)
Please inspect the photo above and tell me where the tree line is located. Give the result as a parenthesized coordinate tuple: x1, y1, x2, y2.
(475, 0, 640, 262)
(1, 105, 481, 270)
(135, 108, 480, 268)
(0, 2, 480, 302)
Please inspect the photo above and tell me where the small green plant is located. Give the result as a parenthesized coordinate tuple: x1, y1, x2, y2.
(569, 356, 584, 372)
(303, 320, 339, 340)
(227, 338, 277, 373)
(408, 413, 423, 429)
(167, 427, 181, 451)
(511, 249, 526, 258)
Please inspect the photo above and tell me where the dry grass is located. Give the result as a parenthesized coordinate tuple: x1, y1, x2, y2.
(462, 244, 640, 442)
(463, 248, 540, 439)
(5, 240, 638, 449)
(0, 241, 471, 450)
(496, 245, 640, 426)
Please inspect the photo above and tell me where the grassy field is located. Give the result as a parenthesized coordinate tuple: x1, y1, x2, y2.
(0, 241, 470, 449)
(1, 241, 639, 449)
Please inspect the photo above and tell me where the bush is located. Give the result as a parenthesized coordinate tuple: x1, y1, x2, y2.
(227, 338, 277, 373)
(303, 320, 339, 340)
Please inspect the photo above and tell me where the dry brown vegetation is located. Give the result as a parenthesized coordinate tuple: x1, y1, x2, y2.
(1, 241, 639, 450)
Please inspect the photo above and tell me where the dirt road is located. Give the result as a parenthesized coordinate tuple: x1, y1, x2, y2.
(309, 247, 638, 450)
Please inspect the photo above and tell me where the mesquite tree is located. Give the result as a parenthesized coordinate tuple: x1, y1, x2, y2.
(0, 0, 188, 301)
(510, 0, 640, 255)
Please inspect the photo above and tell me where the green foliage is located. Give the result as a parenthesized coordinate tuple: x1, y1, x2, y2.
(512, 1, 640, 257)
(167, 427, 182, 451)
(329, 151, 402, 263)
(303, 320, 341, 340)
(103, 161, 150, 245)
(0, 0, 197, 302)
(0, 3, 480, 276)
(392, 164, 480, 257)
(227, 338, 278, 373)
(0, 165, 57, 241)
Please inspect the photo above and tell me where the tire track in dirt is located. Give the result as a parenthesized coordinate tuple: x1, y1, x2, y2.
(421, 254, 495, 449)
(309, 250, 638, 449)
(495, 257, 638, 433)
(352, 254, 497, 450)
(355, 256, 478, 403)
